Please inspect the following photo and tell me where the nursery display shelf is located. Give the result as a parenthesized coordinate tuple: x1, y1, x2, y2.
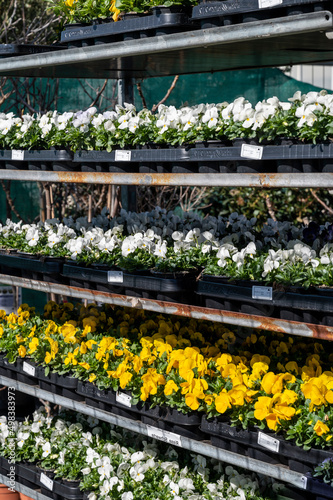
(0, 12, 332, 78)
(1, 273, 333, 340)
(1, 170, 333, 187)
(0, 376, 307, 490)
(0, 474, 49, 500)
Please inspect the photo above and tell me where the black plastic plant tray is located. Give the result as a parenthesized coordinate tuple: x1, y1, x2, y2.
(305, 475, 333, 500)
(196, 276, 333, 314)
(142, 414, 206, 440)
(0, 253, 62, 275)
(60, 8, 194, 45)
(201, 418, 333, 467)
(16, 462, 38, 485)
(38, 367, 78, 389)
(63, 264, 195, 293)
(0, 44, 65, 58)
(191, 0, 328, 23)
(0, 149, 72, 162)
(74, 148, 190, 163)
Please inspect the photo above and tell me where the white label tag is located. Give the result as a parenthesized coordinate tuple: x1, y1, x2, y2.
(107, 271, 123, 283)
(252, 286, 273, 301)
(259, 0, 283, 8)
(40, 473, 54, 491)
(22, 361, 36, 377)
(240, 144, 263, 160)
(116, 391, 132, 408)
(11, 150, 24, 161)
(115, 150, 131, 162)
(146, 425, 182, 447)
(257, 431, 280, 453)
(300, 476, 308, 490)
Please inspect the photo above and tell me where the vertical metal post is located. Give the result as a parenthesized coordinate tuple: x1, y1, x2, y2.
(117, 78, 137, 212)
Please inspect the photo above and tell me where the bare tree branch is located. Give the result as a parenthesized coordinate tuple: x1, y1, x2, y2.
(0, 180, 25, 221)
(265, 194, 277, 221)
(136, 81, 147, 109)
(151, 75, 179, 113)
(89, 79, 108, 108)
(310, 188, 333, 215)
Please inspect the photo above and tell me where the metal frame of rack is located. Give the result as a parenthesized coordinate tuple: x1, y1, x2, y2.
(0, 171, 333, 186)
(0, 474, 50, 500)
(1, 12, 333, 494)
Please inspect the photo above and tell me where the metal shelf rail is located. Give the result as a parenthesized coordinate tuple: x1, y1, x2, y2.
(0, 171, 333, 187)
(0, 375, 307, 491)
(0, 12, 332, 79)
(0, 273, 332, 340)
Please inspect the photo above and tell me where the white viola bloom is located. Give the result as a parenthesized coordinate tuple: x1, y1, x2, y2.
(47, 231, 63, 248)
(100, 479, 111, 496)
(117, 462, 130, 477)
(86, 447, 100, 465)
(202, 106, 219, 128)
(65, 237, 85, 259)
(169, 481, 180, 496)
(42, 442, 51, 457)
(288, 90, 304, 102)
(121, 235, 138, 256)
(128, 116, 141, 134)
(92, 114, 104, 128)
(87, 493, 97, 500)
(129, 463, 146, 481)
(121, 492, 134, 500)
(97, 456, 114, 480)
(295, 104, 317, 127)
(104, 120, 116, 132)
(26, 226, 40, 247)
(81, 467, 91, 475)
(130, 451, 147, 464)
(178, 477, 195, 490)
(262, 249, 281, 277)
(154, 241, 167, 258)
(161, 461, 179, 472)
(118, 112, 132, 130)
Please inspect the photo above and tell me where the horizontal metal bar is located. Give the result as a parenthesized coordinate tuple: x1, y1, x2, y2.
(1, 170, 333, 187)
(0, 376, 306, 490)
(0, 12, 330, 76)
(0, 473, 50, 500)
(1, 274, 332, 340)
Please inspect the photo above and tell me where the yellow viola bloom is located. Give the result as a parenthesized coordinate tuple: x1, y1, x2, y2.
(28, 337, 39, 354)
(119, 371, 133, 389)
(185, 393, 200, 411)
(314, 420, 330, 436)
(215, 392, 232, 414)
(45, 352, 52, 364)
(164, 380, 179, 396)
(89, 373, 97, 383)
(18, 345, 26, 358)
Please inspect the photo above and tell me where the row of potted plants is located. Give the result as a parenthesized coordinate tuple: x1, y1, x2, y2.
(1, 301, 333, 453)
(0, 407, 280, 500)
(1, 208, 333, 289)
(1, 91, 332, 150)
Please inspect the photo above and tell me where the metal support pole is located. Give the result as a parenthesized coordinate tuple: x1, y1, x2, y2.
(118, 78, 137, 212)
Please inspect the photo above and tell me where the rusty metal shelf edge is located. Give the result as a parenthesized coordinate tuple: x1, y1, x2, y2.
(1, 274, 332, 339)
(1, 170, 333, 187)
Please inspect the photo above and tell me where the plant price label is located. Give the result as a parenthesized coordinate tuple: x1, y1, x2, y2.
(108, 271, 123, 283)
(259, 0, 283, 9)
(40, 473, 54, 491)
(11, 150, 25, 161)
(115, 150, 132, 161)
(22, 361, 36, 377)
(116, 391, 132, 408)
(300, 476, 308, 490)
(146, 425, 182, 447)
(257, 432, 280, 453)
(240, 144, 263, 160)
(252, 286, 273, 301)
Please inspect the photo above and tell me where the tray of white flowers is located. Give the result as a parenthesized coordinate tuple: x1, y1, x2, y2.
(62, 263, 196, 302)
(191, 0, 330, 28)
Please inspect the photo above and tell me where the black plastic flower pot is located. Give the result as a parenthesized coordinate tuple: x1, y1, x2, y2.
(54, 478, 83, 500)
(163, 407, 202, 426)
